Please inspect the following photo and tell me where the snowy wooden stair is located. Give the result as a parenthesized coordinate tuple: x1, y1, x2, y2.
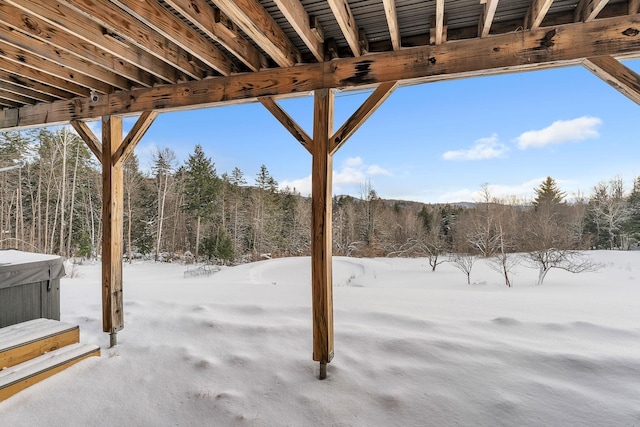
(0, 318, 100, 401)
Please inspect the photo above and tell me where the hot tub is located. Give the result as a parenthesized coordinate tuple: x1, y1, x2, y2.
(0, 250, 65, 328)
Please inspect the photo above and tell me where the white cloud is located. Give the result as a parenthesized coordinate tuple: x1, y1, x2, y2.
(279, 157, 391, 196)
(437, 178, 560, 204)
(442, 134, 508, 161)
(516, 116, 602, 149)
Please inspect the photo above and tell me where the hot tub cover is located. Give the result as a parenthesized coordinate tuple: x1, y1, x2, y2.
(0, 250, 65, 289)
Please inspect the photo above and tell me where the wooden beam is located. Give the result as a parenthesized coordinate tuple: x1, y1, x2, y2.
(583, 56, 640, 104)
(113, 111, 159, 167)
(0, 81, 57, 104)
(3, 14, 640, 129)
(0, 57, 89, 98)
(0, 40, 113, 94)
(525, 0, 554, 30)
(3, 0, 182, 84)
(0, 88, 39, 106)
(58, 0, 209, 79)
(0, 71, 72, 100)
(272, 0, 324, 62)
(259, 98, 313, 153)
(162, 0, 267, 72)
(479, 0, 499, 37)
(109, 0, 232, 76)
(0, 2, 158, 88)
(631, 0, 640, 14)
(326, 0, 362, 56)
(382, 0, 401, 50)
(101, 115, 124, 343)
(70, 120, 102, 163)
(435, 0, 445, 45)
(0, 25, 131, 91)
(330, 81, 399, 154)
(575, 0, 610, 22)
(211, 0, 301, 67)
(311, 88, 334, 379)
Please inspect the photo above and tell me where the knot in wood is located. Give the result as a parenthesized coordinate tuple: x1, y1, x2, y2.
(622, 28, 640, 37)
(22, 15, 41, 35)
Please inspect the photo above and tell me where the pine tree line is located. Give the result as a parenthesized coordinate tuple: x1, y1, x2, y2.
(2, 130, 640, 264)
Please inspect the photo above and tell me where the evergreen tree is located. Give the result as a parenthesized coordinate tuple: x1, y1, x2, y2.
(183, 144, 218, 260)
(532, 176, 566, 211)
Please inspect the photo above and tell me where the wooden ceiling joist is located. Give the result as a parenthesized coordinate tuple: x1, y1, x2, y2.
(58, 0, 211, 79)
(0, 26, 131, 92)
(479, 0, 499, 38)
(162, 0, 267, 71)
(2, 13, 640, 130)
(211, 0, 301, 67)
(575, 0, 610, 22)
(382, 0, 401, 50)
(434, 0, 446, 45)
(0, 71, 73, 100)
(327, 0, 362, 57)
(525, 0, 554, 30)
(272, 0, 324, 62)
(0, 81, 57, 104)
(0, 57, 90, 97)
(630, 0, 640, 14)
(109, 0, 232, 76)
(0, 2, 158, 88)
(583, 55, 640, 105)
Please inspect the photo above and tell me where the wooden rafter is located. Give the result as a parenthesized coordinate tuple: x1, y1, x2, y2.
(0, 26, 131, 91)
(331, 81, 399, 154)
(525, 0, 554, 30)
(57, 0, 209, 79)
(435, 0, 446, 45)
(479, 0, 499, 37)
(2, 13, 640, 129)
(272, 0, 324, 62)
(382, 0, 401, 50)
(0, 71, 72, 101)
(0, 81, 56, 104)
(70, 120, 102, 163)
(259, 98, 313, 153)
(327, 0, 362, 57)
(0, 40, 113, 94)
(162, 0, 266, 72)
(211, 0, 301, 67)
(109, 0, 232, 76)
(3, 0, 180, 85)
(583, 56, 640, 104)
(0, 88, 39, 106)
(0, 57, 89, 98)
(575, 0, 610, 22)
(0, 94, 22, 108)
(0, 2, 158, 88)
(630, 0, 640, 14)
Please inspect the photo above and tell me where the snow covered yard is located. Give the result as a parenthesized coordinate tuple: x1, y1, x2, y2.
(1, 251, 639, 426)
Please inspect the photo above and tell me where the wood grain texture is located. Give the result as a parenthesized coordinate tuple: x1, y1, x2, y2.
(311, 89, 334, 365)
(101, 116, 124, 335)
(583, 55, 640, 104)
(326, 0, 361, 56)
(2, 14, 640, 129)
(0, 328, 79, 370)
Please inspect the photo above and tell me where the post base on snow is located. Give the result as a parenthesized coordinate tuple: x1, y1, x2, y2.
(319, 362, 327, 380)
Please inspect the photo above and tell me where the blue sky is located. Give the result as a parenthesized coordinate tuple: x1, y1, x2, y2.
(120, 59, 640, 204)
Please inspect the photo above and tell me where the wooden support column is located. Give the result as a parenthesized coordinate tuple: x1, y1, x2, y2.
(260, 84, 397, 379)
(311, 88, 334, 379)
(102, 115, 124, 347)
(73, 112, 157, 347)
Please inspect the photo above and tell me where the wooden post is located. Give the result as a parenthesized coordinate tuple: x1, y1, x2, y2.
(311, 89, 334, 379)
(102, 115, 124, 346)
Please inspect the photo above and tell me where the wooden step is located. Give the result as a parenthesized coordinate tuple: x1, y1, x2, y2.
(0, 319, 80, 370)
(0, 342, 100, 401)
